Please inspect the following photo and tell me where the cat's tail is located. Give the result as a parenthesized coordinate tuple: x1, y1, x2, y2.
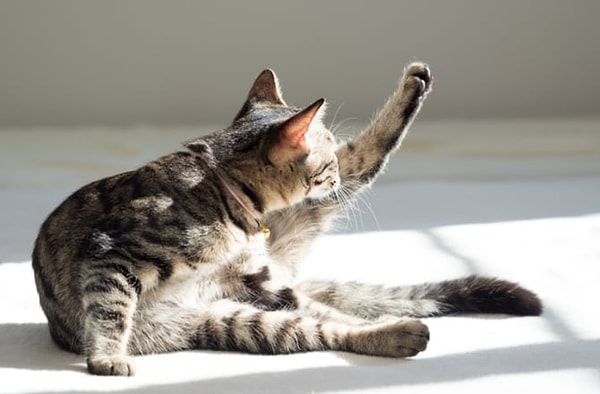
(296, 275, 542, 319)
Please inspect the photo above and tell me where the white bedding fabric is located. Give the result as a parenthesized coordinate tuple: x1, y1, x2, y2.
(1, 120, 599, 393)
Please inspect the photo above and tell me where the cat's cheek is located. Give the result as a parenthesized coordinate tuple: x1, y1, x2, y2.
(307, 179, 340, 200)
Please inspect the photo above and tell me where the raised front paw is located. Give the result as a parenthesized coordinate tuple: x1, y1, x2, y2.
(402, 62, 433, 100)
(87, 354, 135, 376)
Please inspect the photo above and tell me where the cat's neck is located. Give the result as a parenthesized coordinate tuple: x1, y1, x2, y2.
(216, 171, 270, 240)
(189, 151, 270, 239)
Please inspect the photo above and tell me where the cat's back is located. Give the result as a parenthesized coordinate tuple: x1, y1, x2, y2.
(32, 151, 211, 271)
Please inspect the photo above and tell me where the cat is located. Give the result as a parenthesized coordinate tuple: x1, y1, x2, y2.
(32, 62, 542, 376)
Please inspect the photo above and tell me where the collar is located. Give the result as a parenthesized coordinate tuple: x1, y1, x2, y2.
(190, 151, 270, 240)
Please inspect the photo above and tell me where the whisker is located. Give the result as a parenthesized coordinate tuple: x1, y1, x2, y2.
(355, 189, 380, 232)
(330, 117, 359, 138)
(328, 103, 344, 130)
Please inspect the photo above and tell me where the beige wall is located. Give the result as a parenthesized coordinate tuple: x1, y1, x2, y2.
(1, 0, 599, 127)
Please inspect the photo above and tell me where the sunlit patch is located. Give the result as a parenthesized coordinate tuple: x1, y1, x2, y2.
(131, 196, 173, 211)
(184, 225, 211, 248)
(178, 168, 204, 188)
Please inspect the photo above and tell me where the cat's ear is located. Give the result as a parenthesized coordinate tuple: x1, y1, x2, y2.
(268, 98, 325, 164)
(234, 69, 286, 121)
(246, 69, 286, 106)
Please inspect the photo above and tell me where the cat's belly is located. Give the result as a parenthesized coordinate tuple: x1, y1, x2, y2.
(137, 264, 225, 308)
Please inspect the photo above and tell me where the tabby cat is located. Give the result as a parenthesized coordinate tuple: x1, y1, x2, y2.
(32, 63, 542, 376)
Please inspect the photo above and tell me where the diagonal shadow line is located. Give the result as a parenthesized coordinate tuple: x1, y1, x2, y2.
(422, 229, 583, 342)
(1, 322, 598, 393)
(126, 339, 600, 394)
(421, 228, 481, 275)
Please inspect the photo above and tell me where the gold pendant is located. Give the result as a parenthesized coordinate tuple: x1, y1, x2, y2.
(258, 222, 270, 240)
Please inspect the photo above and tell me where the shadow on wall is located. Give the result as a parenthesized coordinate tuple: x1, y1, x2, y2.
(335, 178, 600, 233)
(2, 177, 600, 262)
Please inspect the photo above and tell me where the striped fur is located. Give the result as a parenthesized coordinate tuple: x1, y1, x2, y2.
(32, 63, 541, 377)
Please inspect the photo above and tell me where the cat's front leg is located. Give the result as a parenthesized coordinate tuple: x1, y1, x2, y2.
(82, 261, 139, 376)
(336, 62, 433, 192)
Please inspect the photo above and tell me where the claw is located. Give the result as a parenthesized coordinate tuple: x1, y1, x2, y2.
(405, 63, 433, 93)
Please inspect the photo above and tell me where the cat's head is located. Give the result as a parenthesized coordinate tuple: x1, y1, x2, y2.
(186, 69, 340, 211)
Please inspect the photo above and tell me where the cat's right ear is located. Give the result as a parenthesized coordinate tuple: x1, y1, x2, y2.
(268, 98, 325, 165)
(234, 69, 286, 120)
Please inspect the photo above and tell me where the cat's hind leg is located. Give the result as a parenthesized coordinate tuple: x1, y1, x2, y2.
(130, 300, 429, 358)
(195, 300, 429, 357)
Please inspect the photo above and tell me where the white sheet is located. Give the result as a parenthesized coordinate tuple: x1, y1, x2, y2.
(1, 123, 599, 393)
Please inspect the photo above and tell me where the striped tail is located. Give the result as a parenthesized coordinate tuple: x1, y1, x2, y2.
(296, 275, 542, 319)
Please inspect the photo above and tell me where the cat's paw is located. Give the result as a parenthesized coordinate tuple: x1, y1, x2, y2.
(87, 354, 135, 376)
(385, 318, 430, 357)
(349, 318, 429, 358)
(402, 62, 433, 99)
(372, 318, 430, 358)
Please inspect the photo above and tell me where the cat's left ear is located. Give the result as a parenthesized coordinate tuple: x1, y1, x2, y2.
(268, 98, 326, 164)
(234, 69, 286, 120)
(246, 69, 286, 106)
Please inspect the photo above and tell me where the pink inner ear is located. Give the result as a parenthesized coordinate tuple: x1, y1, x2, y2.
(280, 117, 311, 151)
(280, 98, 325, 152)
